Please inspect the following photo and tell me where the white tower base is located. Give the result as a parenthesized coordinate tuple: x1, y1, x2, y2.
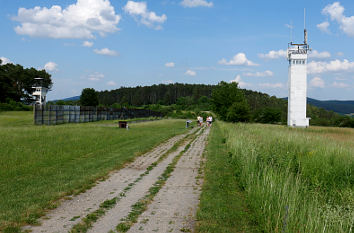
(287, 44, 310, 128)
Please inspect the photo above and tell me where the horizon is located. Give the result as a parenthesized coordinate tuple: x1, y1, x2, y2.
(1, 0, 354, 101)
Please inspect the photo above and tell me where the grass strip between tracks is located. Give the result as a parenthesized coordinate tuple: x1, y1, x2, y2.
(115, 128, 204, 232)
(70, 128, 200, 233)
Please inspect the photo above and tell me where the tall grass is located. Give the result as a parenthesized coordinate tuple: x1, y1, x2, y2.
(219, 122, 353, 232)
(196, 122, 259, 233)
(0, 111, 189, 231)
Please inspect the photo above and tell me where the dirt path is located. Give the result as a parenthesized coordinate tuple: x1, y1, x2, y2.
(22, 129, 197, 233)
(87, 134, 193, 233)
(127, 127, 209, 233)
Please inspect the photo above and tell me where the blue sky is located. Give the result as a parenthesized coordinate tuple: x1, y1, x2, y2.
(1, 0, 354, 100)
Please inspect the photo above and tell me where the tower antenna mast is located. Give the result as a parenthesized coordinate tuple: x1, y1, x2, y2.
(290, 20, 293, 43)
(304, 8, 306, 29)
(304, 8, 308, 45)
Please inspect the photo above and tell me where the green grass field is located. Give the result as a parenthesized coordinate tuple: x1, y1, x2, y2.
(0, 111, 190, 231)
(198, 122, 353, 233)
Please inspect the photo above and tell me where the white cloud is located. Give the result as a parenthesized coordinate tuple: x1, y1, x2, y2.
(259, 83, 284, 88)
(230, 75, 251, 88)
(13, 0, 120, 39)
(258, 49, 287, 59)
(44, 62, 58, 72)
(322, 2, 354, 37)
(181, 0, 213, 8)
(317, 21, 330, 33)
(94, 48, 118, 56)
(309, 50, 331, 59)
(243, 70, 273, 77)
(88, 72, 104, 81)
(309, 77, 325, 88)
(332, 81, 349, 88)
(185, 69, 196, 76)
(107, 80, 116, 86)
(308, 59, 354, 74)
(219, 53, 258, 66)
(337, 52, 344, 56)
(0, 57, 12, 65)
(123, 1, 167, 30)
(165, 62, 175, 67)
(82, 41, 94, 47)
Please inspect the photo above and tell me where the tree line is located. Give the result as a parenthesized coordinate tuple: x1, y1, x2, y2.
(94, 82, 354, 128)
(98, 83, 214, 106)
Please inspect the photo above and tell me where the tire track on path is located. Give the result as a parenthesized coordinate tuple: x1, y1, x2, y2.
(126, 127, 209, 233)
(22, 128, 197, 233)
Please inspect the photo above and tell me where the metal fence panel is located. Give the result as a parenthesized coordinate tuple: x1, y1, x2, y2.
(34, 105, 162, 125)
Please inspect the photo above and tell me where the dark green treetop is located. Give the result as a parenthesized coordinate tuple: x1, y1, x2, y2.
(211, 81, 250, 122)
(80, 88, 99, 106)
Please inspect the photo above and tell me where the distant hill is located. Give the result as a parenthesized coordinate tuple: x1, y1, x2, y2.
(281, 97, 354, 115)
(62, 96, 80, 101)
(48, 96, 80, 104)
(307, 98, 354, 115)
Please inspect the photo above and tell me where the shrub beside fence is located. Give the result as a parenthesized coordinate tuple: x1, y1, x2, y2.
(34, 105, 163, 125)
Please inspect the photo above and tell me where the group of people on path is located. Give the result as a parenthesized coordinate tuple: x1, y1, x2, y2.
(197, 115, 213, 127)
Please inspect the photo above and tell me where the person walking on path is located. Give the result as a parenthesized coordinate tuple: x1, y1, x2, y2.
(197, 116, 203, 126)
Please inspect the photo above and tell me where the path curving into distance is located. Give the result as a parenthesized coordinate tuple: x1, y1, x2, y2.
(22, 126, 209, 233)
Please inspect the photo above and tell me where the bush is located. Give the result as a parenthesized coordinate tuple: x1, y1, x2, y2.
(254, 107, 282, 124)
(226, 101, 250, 122)
(0, 101, 32, 111)
(338, 117, 354, 128)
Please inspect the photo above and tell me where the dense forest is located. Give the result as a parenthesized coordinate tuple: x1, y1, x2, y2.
(98, 83, 214, 106)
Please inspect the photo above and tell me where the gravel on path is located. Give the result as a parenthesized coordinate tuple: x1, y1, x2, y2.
(127, 127, 209, 233)
(87, 134, 195, 233)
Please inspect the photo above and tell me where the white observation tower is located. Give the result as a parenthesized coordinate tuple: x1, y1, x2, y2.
(32, 78, 49, 105)
(287, 11, 311, 128)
